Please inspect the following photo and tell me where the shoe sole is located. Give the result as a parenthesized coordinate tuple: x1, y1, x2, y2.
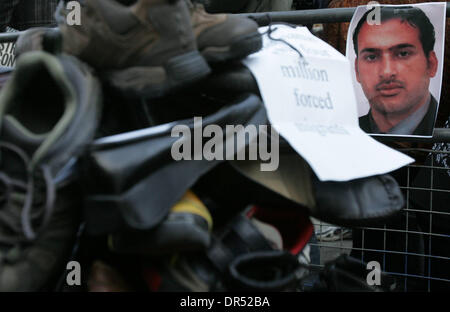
(206, 66, 259, 94)
(105, 50, 211, 99)
(201, 31, 263, 63)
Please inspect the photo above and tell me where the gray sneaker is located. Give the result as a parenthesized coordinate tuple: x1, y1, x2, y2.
(0, 51, 102, 291)
(55, 0, 211, 98)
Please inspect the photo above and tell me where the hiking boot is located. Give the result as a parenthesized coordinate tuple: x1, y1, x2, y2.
(55, 0, 211, 98)
(187, 1, 262, 62)
(0, 51, 102, 291)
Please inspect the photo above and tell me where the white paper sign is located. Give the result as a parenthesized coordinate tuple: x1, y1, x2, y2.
(346, 3, 446, 138)
(243, 24, 414, 181)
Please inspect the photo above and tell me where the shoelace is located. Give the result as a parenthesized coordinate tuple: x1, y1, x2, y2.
(0, 141, 55, 243)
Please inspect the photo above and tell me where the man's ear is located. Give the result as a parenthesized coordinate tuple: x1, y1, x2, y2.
(427, 51, 438, 78)
(355, 57, 361, 83)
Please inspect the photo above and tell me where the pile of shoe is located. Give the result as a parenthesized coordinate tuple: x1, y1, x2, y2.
(0, 0, 266, 291)
(0, 0, 406, 292)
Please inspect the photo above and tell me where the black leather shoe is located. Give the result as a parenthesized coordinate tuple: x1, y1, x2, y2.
(311, 173, 404, 227)
(108, 190, 213, 255)
(229, 150, 404, 227)
(82, 93, 267, 235)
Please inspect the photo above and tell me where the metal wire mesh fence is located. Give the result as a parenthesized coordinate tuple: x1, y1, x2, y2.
(310, 142, 450, 292)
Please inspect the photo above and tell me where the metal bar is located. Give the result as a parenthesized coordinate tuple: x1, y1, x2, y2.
(428, 154, 435, 291)
(375, 128, 450, 144)
(309, 262, 450, 284)
(340, 246, 450, 261)
(397, 148, 450, 154)
(402, 209, 450, 217)
(382, 272, 450, 284)
(406, 164, 450, 170)
(308, 243, 450, 261)
(0, 31, 22, 43)
(239, 2, 450, 26)
(352, 227, 450, 239)
(240, 7, 357, 25)
(398, 186, 450, 193)
(1, 2, 450, 43)
(280, 128, 450, 152)
(405, 165, 411, 290)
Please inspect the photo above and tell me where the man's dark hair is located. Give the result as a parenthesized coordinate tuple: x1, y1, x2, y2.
(353, 6, 436, 57)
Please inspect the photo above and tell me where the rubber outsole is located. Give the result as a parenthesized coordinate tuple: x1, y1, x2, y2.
(205, 65, 259, 94)
(105, 50, 211, 99)
(201, 32, 263, 63)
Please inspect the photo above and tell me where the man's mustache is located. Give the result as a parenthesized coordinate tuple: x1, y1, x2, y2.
(375, 79, 405, 90)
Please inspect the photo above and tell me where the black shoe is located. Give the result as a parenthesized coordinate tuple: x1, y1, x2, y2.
(229, 154, 405, 227)
(82, 93, 266, 235)
(108, 190, 213, 255)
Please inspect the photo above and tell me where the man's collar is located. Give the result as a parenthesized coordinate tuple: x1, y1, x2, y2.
(369, 94, 432, 135)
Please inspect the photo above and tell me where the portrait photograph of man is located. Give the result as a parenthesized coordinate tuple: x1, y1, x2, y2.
(346, 3, 446, 137)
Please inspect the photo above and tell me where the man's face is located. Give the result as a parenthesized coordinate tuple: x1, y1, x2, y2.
(355, 18, 438, 117)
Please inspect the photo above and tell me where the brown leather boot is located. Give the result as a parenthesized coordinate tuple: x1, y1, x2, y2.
(55, 0, 211, 98)
(187, 1, 262, 62)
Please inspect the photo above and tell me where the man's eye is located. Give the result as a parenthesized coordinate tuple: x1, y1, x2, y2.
(396, 50, 412, 58)
(364, 54, 378, 62)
